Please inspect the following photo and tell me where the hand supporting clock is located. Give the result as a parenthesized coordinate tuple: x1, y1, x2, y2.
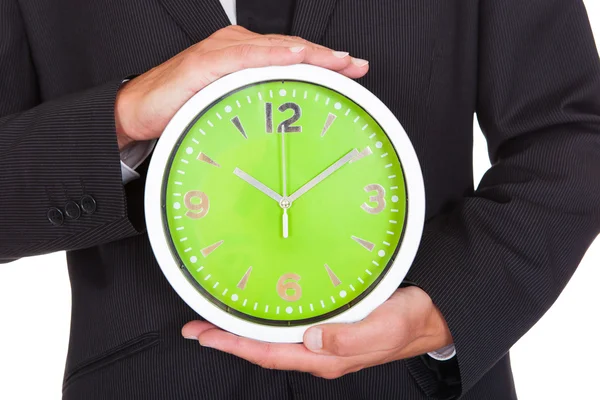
(114, 25, 369, 150)
(182, 143, 452, 378)
(182, 286, 453, 379)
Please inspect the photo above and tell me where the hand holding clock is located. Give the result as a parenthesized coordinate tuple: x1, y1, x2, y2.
(114, 25, 369, 150)
(182, 286, 453, 379)
(140, 35, 450, 378)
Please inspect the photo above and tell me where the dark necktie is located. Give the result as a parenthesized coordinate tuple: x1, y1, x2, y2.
(236, 0, 297, 35)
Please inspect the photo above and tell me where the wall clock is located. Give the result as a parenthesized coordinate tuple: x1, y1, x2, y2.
(145, 65, 425, 343)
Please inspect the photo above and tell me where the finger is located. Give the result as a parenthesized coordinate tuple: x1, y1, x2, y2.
(202, 27, 369, 78)
(181, 320, 218, 340)
(286, 45, 355, 72)
(256, 35, 370, 77)
(225, 34, 368, 77)
(251, 35, 330, 51)
(304, 307, 408, 357)
(245, 37, 369, 76)
(197, 327, 340, 373)
(231, 37, 353, 72)
(185, 45, 307, 90)
(336, 57, 370, 79)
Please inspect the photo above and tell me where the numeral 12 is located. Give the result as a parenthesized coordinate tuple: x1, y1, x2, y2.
(266, 102, 302, 133)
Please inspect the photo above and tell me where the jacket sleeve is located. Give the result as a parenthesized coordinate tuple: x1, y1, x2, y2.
(0, 0, 140, 262)
(404, 0, 600, 397)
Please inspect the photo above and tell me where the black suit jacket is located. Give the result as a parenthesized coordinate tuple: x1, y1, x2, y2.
(2, 0, 599, 399)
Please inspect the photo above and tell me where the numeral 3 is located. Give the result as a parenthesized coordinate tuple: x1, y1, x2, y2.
(361, 184, 386, 214)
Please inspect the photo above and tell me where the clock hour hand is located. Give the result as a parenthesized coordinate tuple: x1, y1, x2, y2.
(233, 168, 283, 203)
(287, 148, 360, 203)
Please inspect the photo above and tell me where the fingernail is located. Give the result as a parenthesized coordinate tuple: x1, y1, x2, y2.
(305, 328, 323, 352)
(184, 336, 198, 340)
(351, 57, 369, 67)
(332, 51, 349, 58)
(290, 46, 305, 53)
(198, 340, 214, 348)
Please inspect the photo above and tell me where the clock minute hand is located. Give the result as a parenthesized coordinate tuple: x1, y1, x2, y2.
(287, 149, 360, 203)
(233, 168, 283, 203)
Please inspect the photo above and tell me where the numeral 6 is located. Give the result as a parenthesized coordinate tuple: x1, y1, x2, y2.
(276, 273, 302, 301)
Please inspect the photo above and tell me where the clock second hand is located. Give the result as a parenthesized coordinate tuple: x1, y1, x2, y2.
(281, 126, 290, 238)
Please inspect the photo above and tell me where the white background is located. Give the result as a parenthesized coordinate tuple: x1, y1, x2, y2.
(1, 2, 599, 398)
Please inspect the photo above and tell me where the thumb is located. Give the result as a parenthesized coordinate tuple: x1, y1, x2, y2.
(303, 320, 379, 357)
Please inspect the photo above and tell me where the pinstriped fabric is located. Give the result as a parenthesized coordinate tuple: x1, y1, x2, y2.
(19, 0, 193, 96)
(0, 0, 599, 399)
(157, 0, 231, 42)
(290, 0, 339, 43)
(0, 78, 140, 259)
(405, 0, 600, 397)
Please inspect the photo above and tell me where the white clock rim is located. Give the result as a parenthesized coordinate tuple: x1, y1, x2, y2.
(145, 64, 425, 343)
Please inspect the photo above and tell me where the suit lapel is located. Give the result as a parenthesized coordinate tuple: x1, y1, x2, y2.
(291, 0, 339, 43)
(157, 0, 231, 42)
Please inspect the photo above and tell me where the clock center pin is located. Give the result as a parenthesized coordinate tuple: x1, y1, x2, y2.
(279, 197, 292, 209)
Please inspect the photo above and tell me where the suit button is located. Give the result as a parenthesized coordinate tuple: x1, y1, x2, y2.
(80, 195, 97, 215)
(64, 201, 81, 220)
(47, 207, 64, 226)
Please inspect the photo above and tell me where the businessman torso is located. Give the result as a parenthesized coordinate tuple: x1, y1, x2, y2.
(13, 0, 514, 398)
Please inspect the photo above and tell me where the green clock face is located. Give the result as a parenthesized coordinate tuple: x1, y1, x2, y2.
(163, 80, 407, 325)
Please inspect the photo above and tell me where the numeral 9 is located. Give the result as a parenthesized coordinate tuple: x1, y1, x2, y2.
(277, 273, 302, 301)
(184, 190, 209, 219)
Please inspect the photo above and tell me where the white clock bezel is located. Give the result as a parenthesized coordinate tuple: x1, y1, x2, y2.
(145, 64, 425, 343)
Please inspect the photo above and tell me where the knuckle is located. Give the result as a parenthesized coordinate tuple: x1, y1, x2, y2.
(219, 44, 252, 67)
(233, 44, 254, 59)
(329, 331, 354, 356)
(387, 316, 407, 341)
(211, 25, 238, 37)
(259, 360, 278, 370)
(266, 36, 287, 46)
(181, 52, 201, 71)
(288, 36, 309, 44)
(230, 25, 249, 33)
(316, 360, 348, 380)
(255, 344, 277, 370)
(320, 370, 345, 380)
(191, 41, 206, 53)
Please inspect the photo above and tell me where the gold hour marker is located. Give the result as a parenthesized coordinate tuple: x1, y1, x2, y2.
(320, 113, 337, 137)
(350, 146, 373, 163)
(197, 152, 221, 168)
(324, 264, 342, 287)
(351, 235, 375, 251)
(201, 240, 224, 257)
(237, 267, 252, 290)
(231, 116, 248, 139)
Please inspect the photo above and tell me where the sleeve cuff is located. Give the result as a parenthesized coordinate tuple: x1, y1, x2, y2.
(119, 139, 156, 184)
(427, 344, 456, 361)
